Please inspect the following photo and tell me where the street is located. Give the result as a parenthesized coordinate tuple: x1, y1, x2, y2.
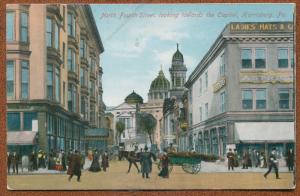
(7, 160, 295, 190)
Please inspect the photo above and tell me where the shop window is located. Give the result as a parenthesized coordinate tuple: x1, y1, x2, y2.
(7, 112, 20, 131)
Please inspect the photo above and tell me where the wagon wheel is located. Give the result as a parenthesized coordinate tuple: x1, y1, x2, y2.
(182, 163, 201, 174)
(157, 161, 173, 173)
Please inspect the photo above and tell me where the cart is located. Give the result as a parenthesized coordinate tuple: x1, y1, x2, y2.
(157, 153, 201, 174)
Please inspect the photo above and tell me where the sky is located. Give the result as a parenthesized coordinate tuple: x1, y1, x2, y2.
(91, 3, 294, 107)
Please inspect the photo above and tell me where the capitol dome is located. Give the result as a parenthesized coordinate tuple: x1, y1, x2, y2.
(148, 68, 170, 103)
(150, 70, 170, 91)
(125, 91, 143, 104)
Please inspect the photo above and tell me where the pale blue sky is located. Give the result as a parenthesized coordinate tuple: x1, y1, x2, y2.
(91, 4, 294, 107)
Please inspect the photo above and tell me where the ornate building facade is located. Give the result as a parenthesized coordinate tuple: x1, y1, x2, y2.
(185, 22, 295, 157)
(6, 4, 106, 155)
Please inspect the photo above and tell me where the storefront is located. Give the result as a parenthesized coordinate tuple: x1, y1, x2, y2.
(234, 122, 295, 157)
(7, 131, 38, 155)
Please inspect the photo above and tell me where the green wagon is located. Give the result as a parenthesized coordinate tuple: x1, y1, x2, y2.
(158, 153, 202, 174)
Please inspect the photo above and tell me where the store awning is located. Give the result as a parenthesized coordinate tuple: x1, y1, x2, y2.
(7, 131, 37, 145)
(234, 122, 294, 143)
(85, 128, 109, 137)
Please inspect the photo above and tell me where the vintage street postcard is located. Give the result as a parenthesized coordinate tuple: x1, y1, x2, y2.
(6, 3, 295, 190)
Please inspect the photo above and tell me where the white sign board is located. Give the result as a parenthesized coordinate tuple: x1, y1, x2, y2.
(32, 120, 38, 132)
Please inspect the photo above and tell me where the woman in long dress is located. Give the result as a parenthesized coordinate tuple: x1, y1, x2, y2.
(158, 152, 169, 178)
(89, 150, 101, 172)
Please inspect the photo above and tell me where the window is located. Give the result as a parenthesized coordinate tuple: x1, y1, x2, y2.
(220, 91, 225, 112)
(63, 82, 65, 105)
(81, 96, 86, 117)
(189, 88, 192, 103)
(7, 113, 20, 131)
(6, 12, 14, 41)
(68, 84, 77, 112)
(47, 64, 53, 100)
(20, 12, 28, 42)
(90, 80, 95, 96)
(6, 61, 14, 99)
(242, 89, 267, 110)
(189, 113, 193, 126)
(90, 104, 95, 123)
(241, 49, 252, 68)
(55, 67, 60, 102)
(67, 13, 75, 37)
(279, 89, 289, 109)
(255, 49, 266, 68)
(46, 18, 52, 47)
(176, 77, 181, 87)
(242, 90, 253, 109)
(62, 42, 65, 67)
(21, 60, 29, 99)
(199, 78, 202, 96)
(199, 107, 202, 121)
(290, 48, 294, 67)
(205, 103, 208, 119)
(205, 72, 208, 90)
(54, 22, 59, 49)
(278, 48, 294, 68)
(68, 48, 76, 72)
(23, 112, 37, 130)
(219, 54, 225, 76)
(256, 89, 266, 109)
(80, 38, 86, 58)
(80, 68, 84, 86)
(278, 48, 288, 68)
(90, 57, 95, 73)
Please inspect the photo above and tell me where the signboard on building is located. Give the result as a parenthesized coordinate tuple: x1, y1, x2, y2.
(230, 22, 293, 33)
(32, 120, 38, 132)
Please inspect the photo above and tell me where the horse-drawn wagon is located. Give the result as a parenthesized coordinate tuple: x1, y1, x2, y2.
(158, 152, 202, 174)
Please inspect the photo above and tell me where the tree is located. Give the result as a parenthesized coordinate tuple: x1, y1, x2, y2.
(116, 120, 125, 145)
(137, 112, 157, 144)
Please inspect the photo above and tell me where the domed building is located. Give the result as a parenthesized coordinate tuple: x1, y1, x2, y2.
(125, 90, 143, 104)
(148, 68, 170, 103)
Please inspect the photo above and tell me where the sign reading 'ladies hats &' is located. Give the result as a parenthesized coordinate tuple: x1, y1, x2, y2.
(230, 22, 294, 33)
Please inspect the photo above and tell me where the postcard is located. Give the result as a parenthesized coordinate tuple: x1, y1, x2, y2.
(6, 3, 295, 190)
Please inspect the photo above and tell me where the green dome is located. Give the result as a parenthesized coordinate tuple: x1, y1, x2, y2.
(125, 91, 143, 104)
(172, 43, 184, 63)
(150, 70, 170, 91)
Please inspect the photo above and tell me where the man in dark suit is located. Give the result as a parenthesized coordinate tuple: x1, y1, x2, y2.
(264, 148, 280, 179)
(7, 152, 12, 174)
(140, 146, 153, 179)
(68, 150, 82, 182)
(12, 152, 19, 174)
(127, 149, 140, 173)
(227, 148, 235, 171)
(286, 148, 294, 171)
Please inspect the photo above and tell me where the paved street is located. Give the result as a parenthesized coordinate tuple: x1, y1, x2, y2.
(7, 160, 295, 190)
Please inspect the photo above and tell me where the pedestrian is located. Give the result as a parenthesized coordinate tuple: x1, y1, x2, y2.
(80, 152, 85, 169)
(30, 151, 38, 171)
(12, 152, 19, 174)
(286, 148, 294, 171)
(62, 150, 67, 171)
(7, 151, 12, 174)
(260, 152, 267, 168)
(48, 149, 55, 170)
(264, 148, 280, 179)
(242, 149, 249, 169)
(227, 148, 234, 171)
(140, 146, 153, 179)
(127, 149, 140, 173)
(68, 150, 82, 182)
(255, 150, 260, 168)
(89, 150, 101, 172)
(158, 151, 169, 178)
(233, 149, 239, 167)
(102, 150, 109, 172)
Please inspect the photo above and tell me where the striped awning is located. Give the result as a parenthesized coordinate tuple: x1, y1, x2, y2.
(7, 131, 37, 145)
